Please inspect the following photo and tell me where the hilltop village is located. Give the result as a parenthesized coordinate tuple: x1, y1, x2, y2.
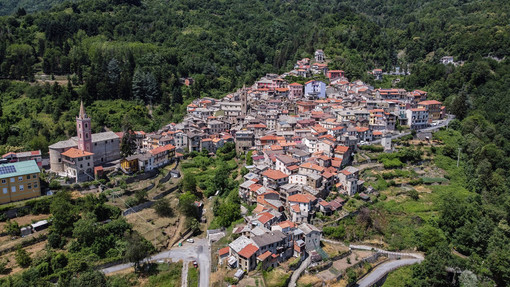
(0, 50, 447, 282)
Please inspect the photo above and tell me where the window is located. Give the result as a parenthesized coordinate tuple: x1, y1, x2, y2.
(58, 158, 61, 162)
(34, 184, 38, 188)
(11, 186, 16, 193)
(19, 185, 24, 191)
(86, 133, 89, 139)
(26, 175, 30, 179)
(10, 178, 14, 183)
(80, 164, 83, 168)
(85, 123, 88, 128)
(2, 188, 7, 194)
(94, 143, 97, 146)
(87, 163, 90, 166)
(33, 174, 37, 179)
(28, 184, 31, 189)
(1, 179, 5, 184)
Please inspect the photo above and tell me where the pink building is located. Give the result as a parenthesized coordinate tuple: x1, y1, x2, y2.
(289, 83, 303, 99)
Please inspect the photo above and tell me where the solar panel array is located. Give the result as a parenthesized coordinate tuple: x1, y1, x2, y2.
(0, 165, 16, 175)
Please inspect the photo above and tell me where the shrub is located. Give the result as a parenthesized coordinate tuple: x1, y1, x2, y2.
(153, 198, 173, 217)
(15, 247, 31, 268)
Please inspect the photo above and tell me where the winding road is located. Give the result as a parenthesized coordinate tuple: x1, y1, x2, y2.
(350, 245, 424, 287)
(102, 238, 211, 287)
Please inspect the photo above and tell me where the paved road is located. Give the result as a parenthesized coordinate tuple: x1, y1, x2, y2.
(350, 244, 423, 287)
(356, 258, 422, 287)
(289, 256, 312, 287)
(102, 238, 210, 287)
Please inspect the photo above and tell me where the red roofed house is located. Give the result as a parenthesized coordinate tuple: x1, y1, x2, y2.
(237, 244, 259, 271)
(261, 169, 289, 190)
(327, 70, 345, 81)
(149, 144, 176, 168)
(418, 100, 442, 121)
(218, 247, 230, 265)
(288, 193, 317, 223)
(60, 148, 94, 182)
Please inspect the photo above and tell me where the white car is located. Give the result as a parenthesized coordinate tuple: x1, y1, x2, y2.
(186, 238, 194, 243)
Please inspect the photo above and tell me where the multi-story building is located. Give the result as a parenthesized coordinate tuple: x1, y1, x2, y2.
(406, 108, 429, 130)
(235, 130, 254, 154)
(0, 161, 41, 204)
(60, 148, 94, 182)
(418, 100, 442, 121)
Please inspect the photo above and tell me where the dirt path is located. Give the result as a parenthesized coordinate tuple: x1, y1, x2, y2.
(168, 215, 186, 247)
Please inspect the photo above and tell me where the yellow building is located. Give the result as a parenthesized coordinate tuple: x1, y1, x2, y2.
(0, 161, 41, 204)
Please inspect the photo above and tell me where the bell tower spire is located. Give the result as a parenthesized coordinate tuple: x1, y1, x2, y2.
(76, 101, 92, 152)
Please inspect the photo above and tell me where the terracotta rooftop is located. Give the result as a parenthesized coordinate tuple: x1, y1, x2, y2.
(238, 244, 259, 258)
(219, 247, 230, 256)
(61, 148, 94, 158)
(262, 169, 288, 180)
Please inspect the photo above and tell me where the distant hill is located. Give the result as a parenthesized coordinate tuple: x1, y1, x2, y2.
(0, 0, 75, 16)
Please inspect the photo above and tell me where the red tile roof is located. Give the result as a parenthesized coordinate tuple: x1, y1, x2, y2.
(219, 247, 230, 256)
(418, 100, 442, 105)
(238, 244, 259, 258)
(150, 144, 176, 155)
(262, 169, 288, 180)
(257, 251, 272, 261)
(62, 148, 94, 158)
(257, 212, 275, 224)
(288, 193, 316, 203)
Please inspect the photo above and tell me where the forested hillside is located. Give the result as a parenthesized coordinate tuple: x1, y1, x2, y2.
(0, 0, 510, 284)
(0, 0, 73, 16)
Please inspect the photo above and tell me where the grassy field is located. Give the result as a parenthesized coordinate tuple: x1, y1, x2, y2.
(187, 262, 199, 287)
(263, 268, 291, 287)
(145, 262, 183, 287)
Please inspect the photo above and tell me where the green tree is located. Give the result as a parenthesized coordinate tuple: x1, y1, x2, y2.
(132, 70, 159, 105)
(120, 130, 136, 158)
(182, 173, 197, 194)
(124, 233, 151, 271)
(153, 198, 173, 217)
(50, 191, 79, 236)
(246, 150, 253, 165)
(178, 192, 198, 218)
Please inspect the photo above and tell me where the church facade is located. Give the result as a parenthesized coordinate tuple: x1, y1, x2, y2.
(49, 102, 121, 182)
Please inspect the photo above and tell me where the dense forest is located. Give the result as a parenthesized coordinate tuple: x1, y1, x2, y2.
(0, 0, 510, 285)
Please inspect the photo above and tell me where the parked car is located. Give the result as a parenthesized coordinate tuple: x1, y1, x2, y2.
(193, 261, 198, 268)
(186, 238, 194, 243)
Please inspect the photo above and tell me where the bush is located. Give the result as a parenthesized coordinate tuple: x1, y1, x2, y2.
(153, 198, 173, 217)
(125, 197, 138, 208)
(15, 247, 31, 268)
(408, 178, 423, 186)
(4, 220, 20, 236)
(49, 180, 61, 190)
(407, 189, 419, 200)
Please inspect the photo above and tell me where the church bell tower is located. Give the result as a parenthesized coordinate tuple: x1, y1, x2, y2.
(76, 101, 92, 153)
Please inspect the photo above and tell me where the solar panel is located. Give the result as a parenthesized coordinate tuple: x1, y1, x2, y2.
(0, 165, 16, 175)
